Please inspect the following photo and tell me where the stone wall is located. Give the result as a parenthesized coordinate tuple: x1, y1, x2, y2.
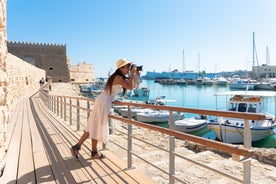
(6, 53, 45, 103)
(70, 62, 95, 84)
(0, 0, 46, 174)
(7, 41, 70, 83)
(0, 0, 8, 174)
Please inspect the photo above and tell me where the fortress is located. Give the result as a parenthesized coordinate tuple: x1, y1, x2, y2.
(7, 41, 95, 83)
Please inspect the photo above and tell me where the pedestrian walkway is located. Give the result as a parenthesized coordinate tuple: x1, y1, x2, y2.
(0, 92, 155, 183)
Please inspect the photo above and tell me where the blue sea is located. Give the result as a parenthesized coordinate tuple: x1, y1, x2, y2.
(140, 80, 276, 148)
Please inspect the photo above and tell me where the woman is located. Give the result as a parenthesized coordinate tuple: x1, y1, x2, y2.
(70, 58, 136, 159)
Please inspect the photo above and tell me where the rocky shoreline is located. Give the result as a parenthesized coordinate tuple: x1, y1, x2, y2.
(50, 83, 276, 183)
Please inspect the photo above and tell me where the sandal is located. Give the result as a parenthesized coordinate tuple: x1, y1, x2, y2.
(70, 144, 81, 159)
(91, 150, 105, 159)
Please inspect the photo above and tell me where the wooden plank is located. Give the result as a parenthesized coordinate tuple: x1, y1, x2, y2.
(28, 97, 56, 184)
(104, 150, 156, 184)
(17, 100, 36, 184)
(0, 99, 25, 184)
(33, 97, 95, 183)
(31, 97, 77, 184)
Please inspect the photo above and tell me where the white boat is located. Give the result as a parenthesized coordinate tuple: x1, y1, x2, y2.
(174, 115, 208, 133)
(214, 76, 228, 85)
(119, 107, 153, 118)
(117, 87, 150, 102)
(176, 79, 187, 85)
(80, 84, 92, 93)
(136, 110, 184, 123)
(90, 79, 106, 97)
(229, 79, 258, 90)
(208, 91, 276, 144)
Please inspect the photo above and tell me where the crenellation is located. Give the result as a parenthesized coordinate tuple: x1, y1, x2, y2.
(7, 41, 66, 48)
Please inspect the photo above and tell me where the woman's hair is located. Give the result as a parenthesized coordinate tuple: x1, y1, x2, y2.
(105, 68, 129, 96)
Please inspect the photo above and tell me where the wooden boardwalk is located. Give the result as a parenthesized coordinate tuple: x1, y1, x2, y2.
(0, 92, 155, 184)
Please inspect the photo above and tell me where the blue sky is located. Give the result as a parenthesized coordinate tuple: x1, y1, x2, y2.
(7, 0, 276, 78)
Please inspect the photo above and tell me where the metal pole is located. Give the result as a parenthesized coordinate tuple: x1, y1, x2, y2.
(127, 105, 133, 169)
(243, 119, 251, 184)
(64, 97, 66, 121)
(77, 99, 80, 130)
(70, 98, 72, 125)
(168, 110, 175, 184)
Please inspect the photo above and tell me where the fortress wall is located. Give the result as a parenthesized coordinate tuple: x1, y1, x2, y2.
(0, 0, 45, 173)
(7, 41, 70, 82)
(6, 53, 45, 102)
(0, 0, 8, 173)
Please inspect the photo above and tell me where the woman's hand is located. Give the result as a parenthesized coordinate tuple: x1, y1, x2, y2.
(130, 65, 137, 76)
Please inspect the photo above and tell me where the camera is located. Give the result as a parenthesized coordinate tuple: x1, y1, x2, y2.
(131, 64, 143, 71)
(137, 65, 143, 71)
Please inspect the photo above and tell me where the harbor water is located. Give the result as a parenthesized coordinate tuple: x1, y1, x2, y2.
(140, 80, 276, 148)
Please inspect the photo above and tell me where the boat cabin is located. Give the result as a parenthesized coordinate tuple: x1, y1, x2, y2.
(228, 95, 263, 113)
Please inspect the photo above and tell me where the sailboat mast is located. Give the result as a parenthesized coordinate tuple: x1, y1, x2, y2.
(253, 32, 255, 67)
(182, 49, 185, 73)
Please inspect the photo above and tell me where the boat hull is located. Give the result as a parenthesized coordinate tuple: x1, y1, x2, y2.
(174, 117, 208, 133)
(136, 111, 183, 123)
(208, 122, 275, 143)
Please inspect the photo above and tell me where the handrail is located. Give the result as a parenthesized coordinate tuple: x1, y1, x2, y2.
(39, 89, 261, 184)
(109, 115, 254, 157)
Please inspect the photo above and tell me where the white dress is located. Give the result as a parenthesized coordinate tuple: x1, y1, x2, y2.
(85, 84, 122, 144)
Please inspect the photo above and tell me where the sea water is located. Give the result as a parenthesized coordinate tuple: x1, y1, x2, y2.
(141, 80, 276, 148)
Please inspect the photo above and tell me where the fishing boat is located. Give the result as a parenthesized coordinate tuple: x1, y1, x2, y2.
(208, 91, 276, 144)
(136, 110, 184, 123)
(174, 115, 208, 133)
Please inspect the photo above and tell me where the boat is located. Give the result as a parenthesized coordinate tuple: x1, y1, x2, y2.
(229, 79, 257, 90)
(208, 91, 276, 144)
(79, 84, 92, 93)
(174, 115, 208, 133)
(176, 79, 187, 85)
(214, 76, 228, 85)
(119, 107, 153, 118)
(136, 110, 184, 123)
(90, 79, 106, 97)
(159, 78, 178, 85)
(124, 87, 150, 101)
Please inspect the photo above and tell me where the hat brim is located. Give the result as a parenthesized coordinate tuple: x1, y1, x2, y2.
(117, 61, 133, 69)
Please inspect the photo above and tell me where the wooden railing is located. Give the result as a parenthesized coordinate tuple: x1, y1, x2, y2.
(39, 88, 266, 184)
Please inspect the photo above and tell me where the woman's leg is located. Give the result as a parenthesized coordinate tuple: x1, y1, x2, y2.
(91, 138, 105, 159)
(71, 131, 89, 159)
(77, 131, 89, 146)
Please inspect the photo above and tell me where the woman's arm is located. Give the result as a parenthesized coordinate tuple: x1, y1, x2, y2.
(114, 66, 136, 90)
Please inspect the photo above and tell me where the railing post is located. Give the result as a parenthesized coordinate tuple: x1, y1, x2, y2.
(168, 110, 175, 184)
(77, 99, 80, 130)
(54, 96, 57, 114)
(243, 119, 251, 184)
(70, 98, 72, 125)
(60, 97, 63, 119)
(87, 100, 90, 119)
(57, 97, 60, 116)
(64, 97, 66, 121)
(50, 96, 53, 112)
(127, 105, 133, 169)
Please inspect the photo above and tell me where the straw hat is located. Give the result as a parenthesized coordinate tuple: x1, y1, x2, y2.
(116, 58, 132, 69)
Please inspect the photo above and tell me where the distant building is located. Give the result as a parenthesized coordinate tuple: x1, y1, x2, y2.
(70, 62, 95, 83)
(252, 65, 276, 79)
